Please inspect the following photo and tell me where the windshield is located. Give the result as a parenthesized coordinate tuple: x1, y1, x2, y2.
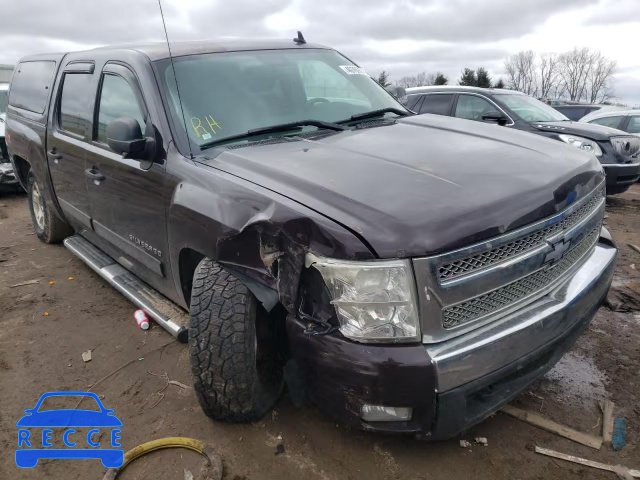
(157, 49, 403, 149)
(495, 93, 569, 123)
(0, 91, 8, 115)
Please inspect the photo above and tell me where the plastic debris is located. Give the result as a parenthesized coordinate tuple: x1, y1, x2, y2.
(82, 350, 92, 362)
(134, 310, 150, 330)
(475, 437, 488, 446)
(68, 276, 75, 280)
(612, 418, 627, 451)
(459, 440, 472, 448)
(184, 469, 194, 480)
(49, 281, 55, 285)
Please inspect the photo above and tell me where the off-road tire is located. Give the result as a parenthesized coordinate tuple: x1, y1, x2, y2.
(189, 258, 283, 422)
(27, 172, 73, 243)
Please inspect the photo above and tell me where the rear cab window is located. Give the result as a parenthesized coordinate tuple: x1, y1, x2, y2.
(418, 94, 454, 116)
(9, 61, 57, 114)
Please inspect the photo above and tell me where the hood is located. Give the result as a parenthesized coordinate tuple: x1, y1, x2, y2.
(532, 120, 628, 141)
(199, 114, 604, 258)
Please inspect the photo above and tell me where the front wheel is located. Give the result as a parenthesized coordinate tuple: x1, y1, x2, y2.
(27, 172, 73, 243)
(188, 259, 283, 422)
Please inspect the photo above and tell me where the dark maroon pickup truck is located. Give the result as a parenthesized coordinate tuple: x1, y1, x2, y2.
(5, 38, 616, 439)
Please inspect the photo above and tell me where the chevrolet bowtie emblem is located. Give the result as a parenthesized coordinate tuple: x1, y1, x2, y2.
(544, 239, 571, 265)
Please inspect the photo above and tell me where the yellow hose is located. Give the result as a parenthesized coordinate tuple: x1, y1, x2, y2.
(102, 437, 222, 480)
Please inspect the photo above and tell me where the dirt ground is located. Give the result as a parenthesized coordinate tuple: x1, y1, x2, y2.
(0, 185, 638, 480)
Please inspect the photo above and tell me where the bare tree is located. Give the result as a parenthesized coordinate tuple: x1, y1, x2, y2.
(558, 47, 593, 101)
(397, 71, 434, 88)
(504, 51, 537, 95)
(587, 52, 616, 103)
(502, 47, 616, 102)
(538, 53, 560, 99)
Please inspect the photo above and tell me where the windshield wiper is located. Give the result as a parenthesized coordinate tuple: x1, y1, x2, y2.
(199, 120, 346, 150)
(338, 107, 412, 124)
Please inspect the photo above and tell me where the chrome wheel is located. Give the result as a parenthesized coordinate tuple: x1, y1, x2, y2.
(31, 181, 45, 230)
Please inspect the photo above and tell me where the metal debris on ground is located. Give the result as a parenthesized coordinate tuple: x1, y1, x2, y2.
(82, 350, 92, 362)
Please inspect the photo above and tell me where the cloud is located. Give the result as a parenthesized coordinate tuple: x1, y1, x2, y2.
(585, 0, 640, 26)
(0, 0, 638, 105)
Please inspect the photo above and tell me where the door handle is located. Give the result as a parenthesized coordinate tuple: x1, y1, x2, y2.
(85, 168, 106, 183)
(48, 150, 62, 161)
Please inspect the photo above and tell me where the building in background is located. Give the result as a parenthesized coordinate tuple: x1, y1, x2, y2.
(0, 65, 15, 84)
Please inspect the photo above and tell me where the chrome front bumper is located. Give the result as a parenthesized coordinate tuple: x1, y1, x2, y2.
(426, 235, 616, 393)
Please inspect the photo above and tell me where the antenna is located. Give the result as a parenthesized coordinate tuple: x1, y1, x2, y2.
(293, 31, 306, 45)
(158, 0, 193, 159)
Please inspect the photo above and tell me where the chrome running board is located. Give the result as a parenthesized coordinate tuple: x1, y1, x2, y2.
(64, 235, 188, 342)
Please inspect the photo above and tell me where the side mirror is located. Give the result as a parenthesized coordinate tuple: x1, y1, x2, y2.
(106, 117, 148, 158)
(481, 111, 508, 126)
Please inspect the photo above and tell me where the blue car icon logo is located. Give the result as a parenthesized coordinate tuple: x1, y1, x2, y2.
(16, 391, 124, 468)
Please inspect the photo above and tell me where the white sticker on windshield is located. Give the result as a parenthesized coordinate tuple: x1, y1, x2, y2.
(340, 65, 368, 76)
(201, 133, 212, 141)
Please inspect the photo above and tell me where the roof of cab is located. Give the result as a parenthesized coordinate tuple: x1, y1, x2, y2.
(19, 40, 332, 64)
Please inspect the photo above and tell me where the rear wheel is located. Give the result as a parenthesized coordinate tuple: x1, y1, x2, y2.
(27, 172, 73, 243)
(188, 258, 283, 422)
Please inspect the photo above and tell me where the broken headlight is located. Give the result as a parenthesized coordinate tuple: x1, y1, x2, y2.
(306, 254, 420, 343)
(558, 134, 602, 156)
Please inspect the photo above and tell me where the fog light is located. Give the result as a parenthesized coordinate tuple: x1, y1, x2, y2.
(360, 405, 412, 422)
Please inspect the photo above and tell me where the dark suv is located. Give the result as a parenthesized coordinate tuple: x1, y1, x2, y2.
(404, 86, 640, 195)
(5, 40, 616, 439)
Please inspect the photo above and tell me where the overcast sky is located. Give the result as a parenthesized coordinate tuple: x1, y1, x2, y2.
(1, 0, 639, 106)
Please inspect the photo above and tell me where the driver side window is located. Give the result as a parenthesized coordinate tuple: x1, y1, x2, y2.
(454, 94, 496, 122)
(96, 74, 146, 145)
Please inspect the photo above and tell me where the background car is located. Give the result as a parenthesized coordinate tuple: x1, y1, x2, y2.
(0, 83, 9, 160)
(0, 83, 21, 192)
(552, 103, 629, 121)
(580, 108, 640, 134)
(402, 86, 640, 194)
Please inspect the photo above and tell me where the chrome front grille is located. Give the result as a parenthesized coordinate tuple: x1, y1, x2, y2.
(438, 186, 605, 281)
(442, 226, 600, 328)
(412, 181, 606, 344)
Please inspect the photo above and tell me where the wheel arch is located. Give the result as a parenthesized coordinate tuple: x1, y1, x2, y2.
(178, 247, 280, 313)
